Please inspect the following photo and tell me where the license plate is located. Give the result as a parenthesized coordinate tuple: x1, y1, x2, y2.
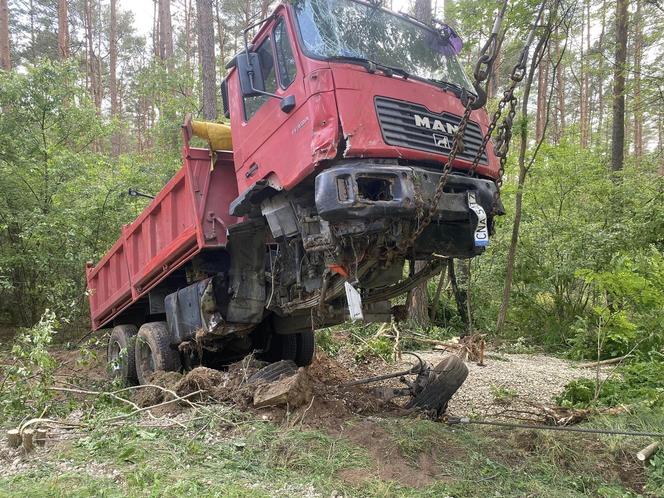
(467, 192, 489, 247)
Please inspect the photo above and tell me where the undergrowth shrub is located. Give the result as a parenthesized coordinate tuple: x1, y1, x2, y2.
(0, 310, 58, 421)
(556, 361, 664, 408)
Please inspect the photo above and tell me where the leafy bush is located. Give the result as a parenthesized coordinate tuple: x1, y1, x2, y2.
(556, 361, 664, 408)
(0, 310, 58, 420)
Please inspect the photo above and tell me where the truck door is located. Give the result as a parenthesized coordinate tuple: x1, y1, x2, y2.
(231, 15, 308, 193)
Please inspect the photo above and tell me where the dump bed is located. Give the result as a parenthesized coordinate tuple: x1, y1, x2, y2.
(86, 143, 239, 330)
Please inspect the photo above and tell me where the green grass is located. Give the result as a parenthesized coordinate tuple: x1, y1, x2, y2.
(0, 405, 654, 497)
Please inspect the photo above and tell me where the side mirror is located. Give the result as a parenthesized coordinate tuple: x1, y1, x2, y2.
(237, 52, 265, 98)
(220, 79, 230, 118)
(280, 95, 296, 113)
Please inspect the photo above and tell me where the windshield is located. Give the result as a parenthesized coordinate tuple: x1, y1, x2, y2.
(292, 0, 474, 92)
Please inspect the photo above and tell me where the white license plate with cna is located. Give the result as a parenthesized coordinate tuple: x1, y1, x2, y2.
(467, 192, 489, 247)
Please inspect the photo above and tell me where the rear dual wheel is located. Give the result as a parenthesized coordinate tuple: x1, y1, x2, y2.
(107, 322, 181, 385)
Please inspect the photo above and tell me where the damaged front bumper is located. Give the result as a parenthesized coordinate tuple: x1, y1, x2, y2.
(314, 162, 504, 258)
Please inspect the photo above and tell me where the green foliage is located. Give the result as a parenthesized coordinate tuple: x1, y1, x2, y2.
(557, 361, 664, 408)
(0, 310, 58, 420)
(354, 336, 393, 363)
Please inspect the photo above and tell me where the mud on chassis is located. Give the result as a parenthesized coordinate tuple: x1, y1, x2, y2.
(107, 155, 495, 411)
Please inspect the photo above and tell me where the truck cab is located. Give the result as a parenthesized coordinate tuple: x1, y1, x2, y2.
(223, 0, 502, 248)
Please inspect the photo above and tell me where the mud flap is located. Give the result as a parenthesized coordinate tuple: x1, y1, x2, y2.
(226, 220, 266, 323)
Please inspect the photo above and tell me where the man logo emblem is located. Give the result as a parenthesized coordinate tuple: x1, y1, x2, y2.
(433, 133, 450, 150)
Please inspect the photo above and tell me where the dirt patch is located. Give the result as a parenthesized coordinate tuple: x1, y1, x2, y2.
(334, 419, 440, 488)
(133, 371, 183, 408)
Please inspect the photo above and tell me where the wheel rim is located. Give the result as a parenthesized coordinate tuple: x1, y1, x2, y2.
(138, 340, 155, 380)
(109, 340, 122, 376)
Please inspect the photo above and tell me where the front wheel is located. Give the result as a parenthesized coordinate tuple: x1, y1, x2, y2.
(135, 322, 181, 385)
(407, 355, 468, 417)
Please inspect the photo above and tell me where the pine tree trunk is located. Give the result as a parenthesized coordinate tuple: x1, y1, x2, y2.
(536, 47, 549, 142)
(597, 0, 607, 138)
(496, 33, 550, 334)
(407, 0, 434, 326)
(633, 0, 643, 160)
(579, 0, 589, 148)
(153, 0, 159, 58)
(159, 0, 173, 64)
(184, 0, 192, 72)
(555, 31, 565, 139)
(0, 0, 10, 70)
(611, 0, 628, 172)
(57, 0, 69, 59)
(197, 0, 217, 120)
(110, 0, 119, 156)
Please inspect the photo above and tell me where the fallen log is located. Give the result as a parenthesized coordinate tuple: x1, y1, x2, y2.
(636, 442, 660, 462)
(577, 356, 628, 368)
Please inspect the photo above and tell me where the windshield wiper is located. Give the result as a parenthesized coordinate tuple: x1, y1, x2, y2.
(429, 79, 466, 97)
(327, 56, 409, 79)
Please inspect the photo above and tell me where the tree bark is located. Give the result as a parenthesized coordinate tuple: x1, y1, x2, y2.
(159, 0, 174, 63)
(579, 0, 590, 148)
(0, 0, 10, 70)
(611, 0, 628, 172)
(414, 0, 432, 25)
(110, 0, 119, 156)
(536, 47, 549, 142)
(407, 0, 434, 326)
(58, 0, 69, 59)
(633, 0, 643, 159)
(496, 27, 554, 334)
(555, 30, 565, 140)
(197, 0, 217, 120)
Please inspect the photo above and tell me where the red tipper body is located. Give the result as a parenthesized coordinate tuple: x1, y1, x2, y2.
(86, 145, 239, 330)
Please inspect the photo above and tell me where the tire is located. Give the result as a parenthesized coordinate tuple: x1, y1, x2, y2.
(107, 324, 138, 384)
(262, 333, 298, 363)
(408, 356, 468, 416)
(247, 360, 298, 384)
(135, 322, 181, 385)
(295, 330, 315, 366)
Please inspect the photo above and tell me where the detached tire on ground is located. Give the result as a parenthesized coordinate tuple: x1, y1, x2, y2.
(135, 321, 181, 385)
(408, 355, 468, 417)
(247, 360, 298, 384)
(295, 330, 315, 366)
(107, 324, 138, 384)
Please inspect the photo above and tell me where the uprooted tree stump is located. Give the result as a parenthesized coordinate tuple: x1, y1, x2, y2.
(253, 368, 313, 408)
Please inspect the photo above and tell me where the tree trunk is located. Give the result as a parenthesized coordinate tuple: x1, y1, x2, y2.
(597, 0, 607, 139)
(159, 0, 173, 63)
(197, 0, 217, 120)
(215, 0, 228, 77)
(555, 30, 565, 140)
(85, 0, 101, 114)
(57, 0, 69, 59)
(407, 0, 434, 326)
(414, 0, 432, 25)
(579, 0, 590, 148)
(536, 47, 549, 142)
(408, 260, 430, 325)
(633, 0, 643, 159)
(0, 0, 10, 70)
(110, 0, 119, 156)
(184, 0, 192, 72)
(153, 0, 159, 58)
(611, 0, 628, 172)
(496, 32, 551, 334)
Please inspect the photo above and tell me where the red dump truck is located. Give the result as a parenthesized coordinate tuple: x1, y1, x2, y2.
(87, 0, 503, 386)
